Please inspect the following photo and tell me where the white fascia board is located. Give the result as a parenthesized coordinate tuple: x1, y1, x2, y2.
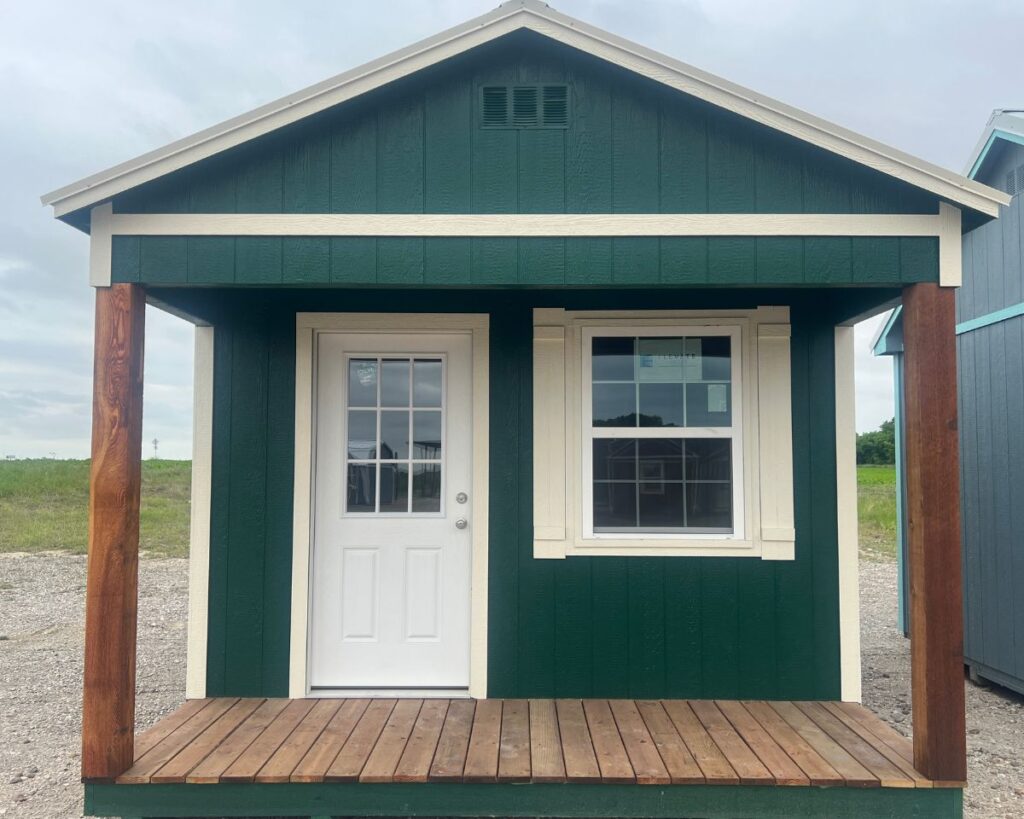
(41, 0, 1008, 220)
(964, 110, 1024, 178)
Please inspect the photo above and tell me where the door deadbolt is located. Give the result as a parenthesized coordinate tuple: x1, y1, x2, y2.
(456, 492, 468, 504)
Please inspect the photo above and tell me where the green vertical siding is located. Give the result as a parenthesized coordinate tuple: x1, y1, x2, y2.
(182, 287, 854, 699)
(111, 33, 942, 288)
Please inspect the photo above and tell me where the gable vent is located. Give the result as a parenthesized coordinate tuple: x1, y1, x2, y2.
(542, 85, 569, 127)
(482, 86, 509, 128)
(513, 86, 539, 127)
(480, 84, 569, 128)
(1008, 170, 1018, 196)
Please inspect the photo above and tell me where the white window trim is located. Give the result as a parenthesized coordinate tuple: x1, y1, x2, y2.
(533, 307, 794, 560)
(580, 324, 745, 543)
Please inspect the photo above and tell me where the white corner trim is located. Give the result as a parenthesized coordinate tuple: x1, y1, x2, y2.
(106, 210, 955, 238)
(938, 203, 963, 287)
(835, 325, 862, 702)
(42, 1, 1006, 219)
(288, 322, 315, 699)
(88, 203, 113, 287)
(185, 325, 214, 699)
(288, 312, 490, 699)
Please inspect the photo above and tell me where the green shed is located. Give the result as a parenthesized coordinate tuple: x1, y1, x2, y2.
(41, 2, 1008, 817)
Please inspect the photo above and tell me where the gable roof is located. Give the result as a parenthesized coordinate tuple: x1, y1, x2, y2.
(42, 0, 1009, 222)
(965, 109, 1024, 180)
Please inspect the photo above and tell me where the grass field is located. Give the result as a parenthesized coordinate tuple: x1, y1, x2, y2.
(0, 459, 899, 561)
(0, 459, 191, 558)
(857, 464, 898, 561)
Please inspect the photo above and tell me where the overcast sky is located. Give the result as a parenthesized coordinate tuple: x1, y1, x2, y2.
(3, 0, 1021, 459)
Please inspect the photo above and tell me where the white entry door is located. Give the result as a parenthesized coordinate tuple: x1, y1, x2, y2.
(309, 332, 473, 692)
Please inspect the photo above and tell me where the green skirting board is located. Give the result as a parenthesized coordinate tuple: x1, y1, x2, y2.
(86, 782, 962, 819)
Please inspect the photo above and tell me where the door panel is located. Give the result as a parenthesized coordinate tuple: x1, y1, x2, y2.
(310, 332, 473, 690)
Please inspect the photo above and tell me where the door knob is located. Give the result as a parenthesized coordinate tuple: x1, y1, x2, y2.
(455, 518, 468, 530)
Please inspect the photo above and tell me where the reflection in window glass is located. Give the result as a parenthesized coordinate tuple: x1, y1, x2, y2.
(591, 335, 731, 428)
(347, 464, 376, 513)
(380, 359, 410, 407)
(347, 411, 377, 459)
(379, 463, 409, 513)
(379, 411, 409, 460)
(593, 383, 636, 427)
(590, 437, 732, 533)
(413, 411, 442, 460)
(414, 360, 443, 407)
(412, 463, 442, 512)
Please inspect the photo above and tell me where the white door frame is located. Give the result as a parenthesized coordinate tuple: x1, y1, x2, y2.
(289, 312, 489, 699)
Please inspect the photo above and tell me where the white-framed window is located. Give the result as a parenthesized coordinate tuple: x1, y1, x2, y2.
(581, 326, 743, 540)
(532, 308, 795, 560)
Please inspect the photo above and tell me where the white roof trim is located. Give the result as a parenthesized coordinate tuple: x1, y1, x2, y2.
(42, 0, 1009, 219)
(964, 109, 1024, 178)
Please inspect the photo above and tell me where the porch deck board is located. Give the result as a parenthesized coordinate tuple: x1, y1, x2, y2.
(117, 698, 950, 789)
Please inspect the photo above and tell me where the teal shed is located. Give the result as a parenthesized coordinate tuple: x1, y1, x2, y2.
(41, 2, 1008, 817)
(877, 110, 1024, 695)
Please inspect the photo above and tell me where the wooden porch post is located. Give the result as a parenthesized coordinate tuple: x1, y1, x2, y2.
(82, 283, 146, 781)
(902, 282, 967, 784)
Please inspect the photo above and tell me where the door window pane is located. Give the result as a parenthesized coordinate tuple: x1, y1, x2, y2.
(348, 359, 378, 407)
(412, 463, 442, 512)
(414, 360, 443, 407)
(347, 411, 377, 459)
(379, 411, 409, 459)
(381, 359, 410, 406)
(379, 463, 409, 513)
(347, 464, 376, 513)
(413, 411, 442, 460)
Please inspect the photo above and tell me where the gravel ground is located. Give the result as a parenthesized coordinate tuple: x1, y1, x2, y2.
(0, 553, 1021, 818)
(860, 560, 1024, 818)
(0, 553, 187, 819)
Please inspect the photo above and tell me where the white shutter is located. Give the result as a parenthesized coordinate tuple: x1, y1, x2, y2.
(533, 311, 569, 558)
(756, 322, 796, 560)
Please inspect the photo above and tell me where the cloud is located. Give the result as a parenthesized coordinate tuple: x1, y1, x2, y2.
(5, 0, 1015, 457)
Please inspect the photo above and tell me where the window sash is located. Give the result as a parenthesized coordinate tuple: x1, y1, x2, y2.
(581, 325, 744, 540)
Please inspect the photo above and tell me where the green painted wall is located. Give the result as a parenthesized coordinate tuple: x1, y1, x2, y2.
(109, 32, 941, 288)
(158, 286, 882, 701)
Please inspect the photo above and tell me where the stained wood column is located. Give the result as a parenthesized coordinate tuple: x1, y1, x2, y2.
(902, 282, 967, 784)
(82, 284, 146, 781)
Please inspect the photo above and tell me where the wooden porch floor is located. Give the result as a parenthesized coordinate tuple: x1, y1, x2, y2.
(118, 698, 942, 789)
